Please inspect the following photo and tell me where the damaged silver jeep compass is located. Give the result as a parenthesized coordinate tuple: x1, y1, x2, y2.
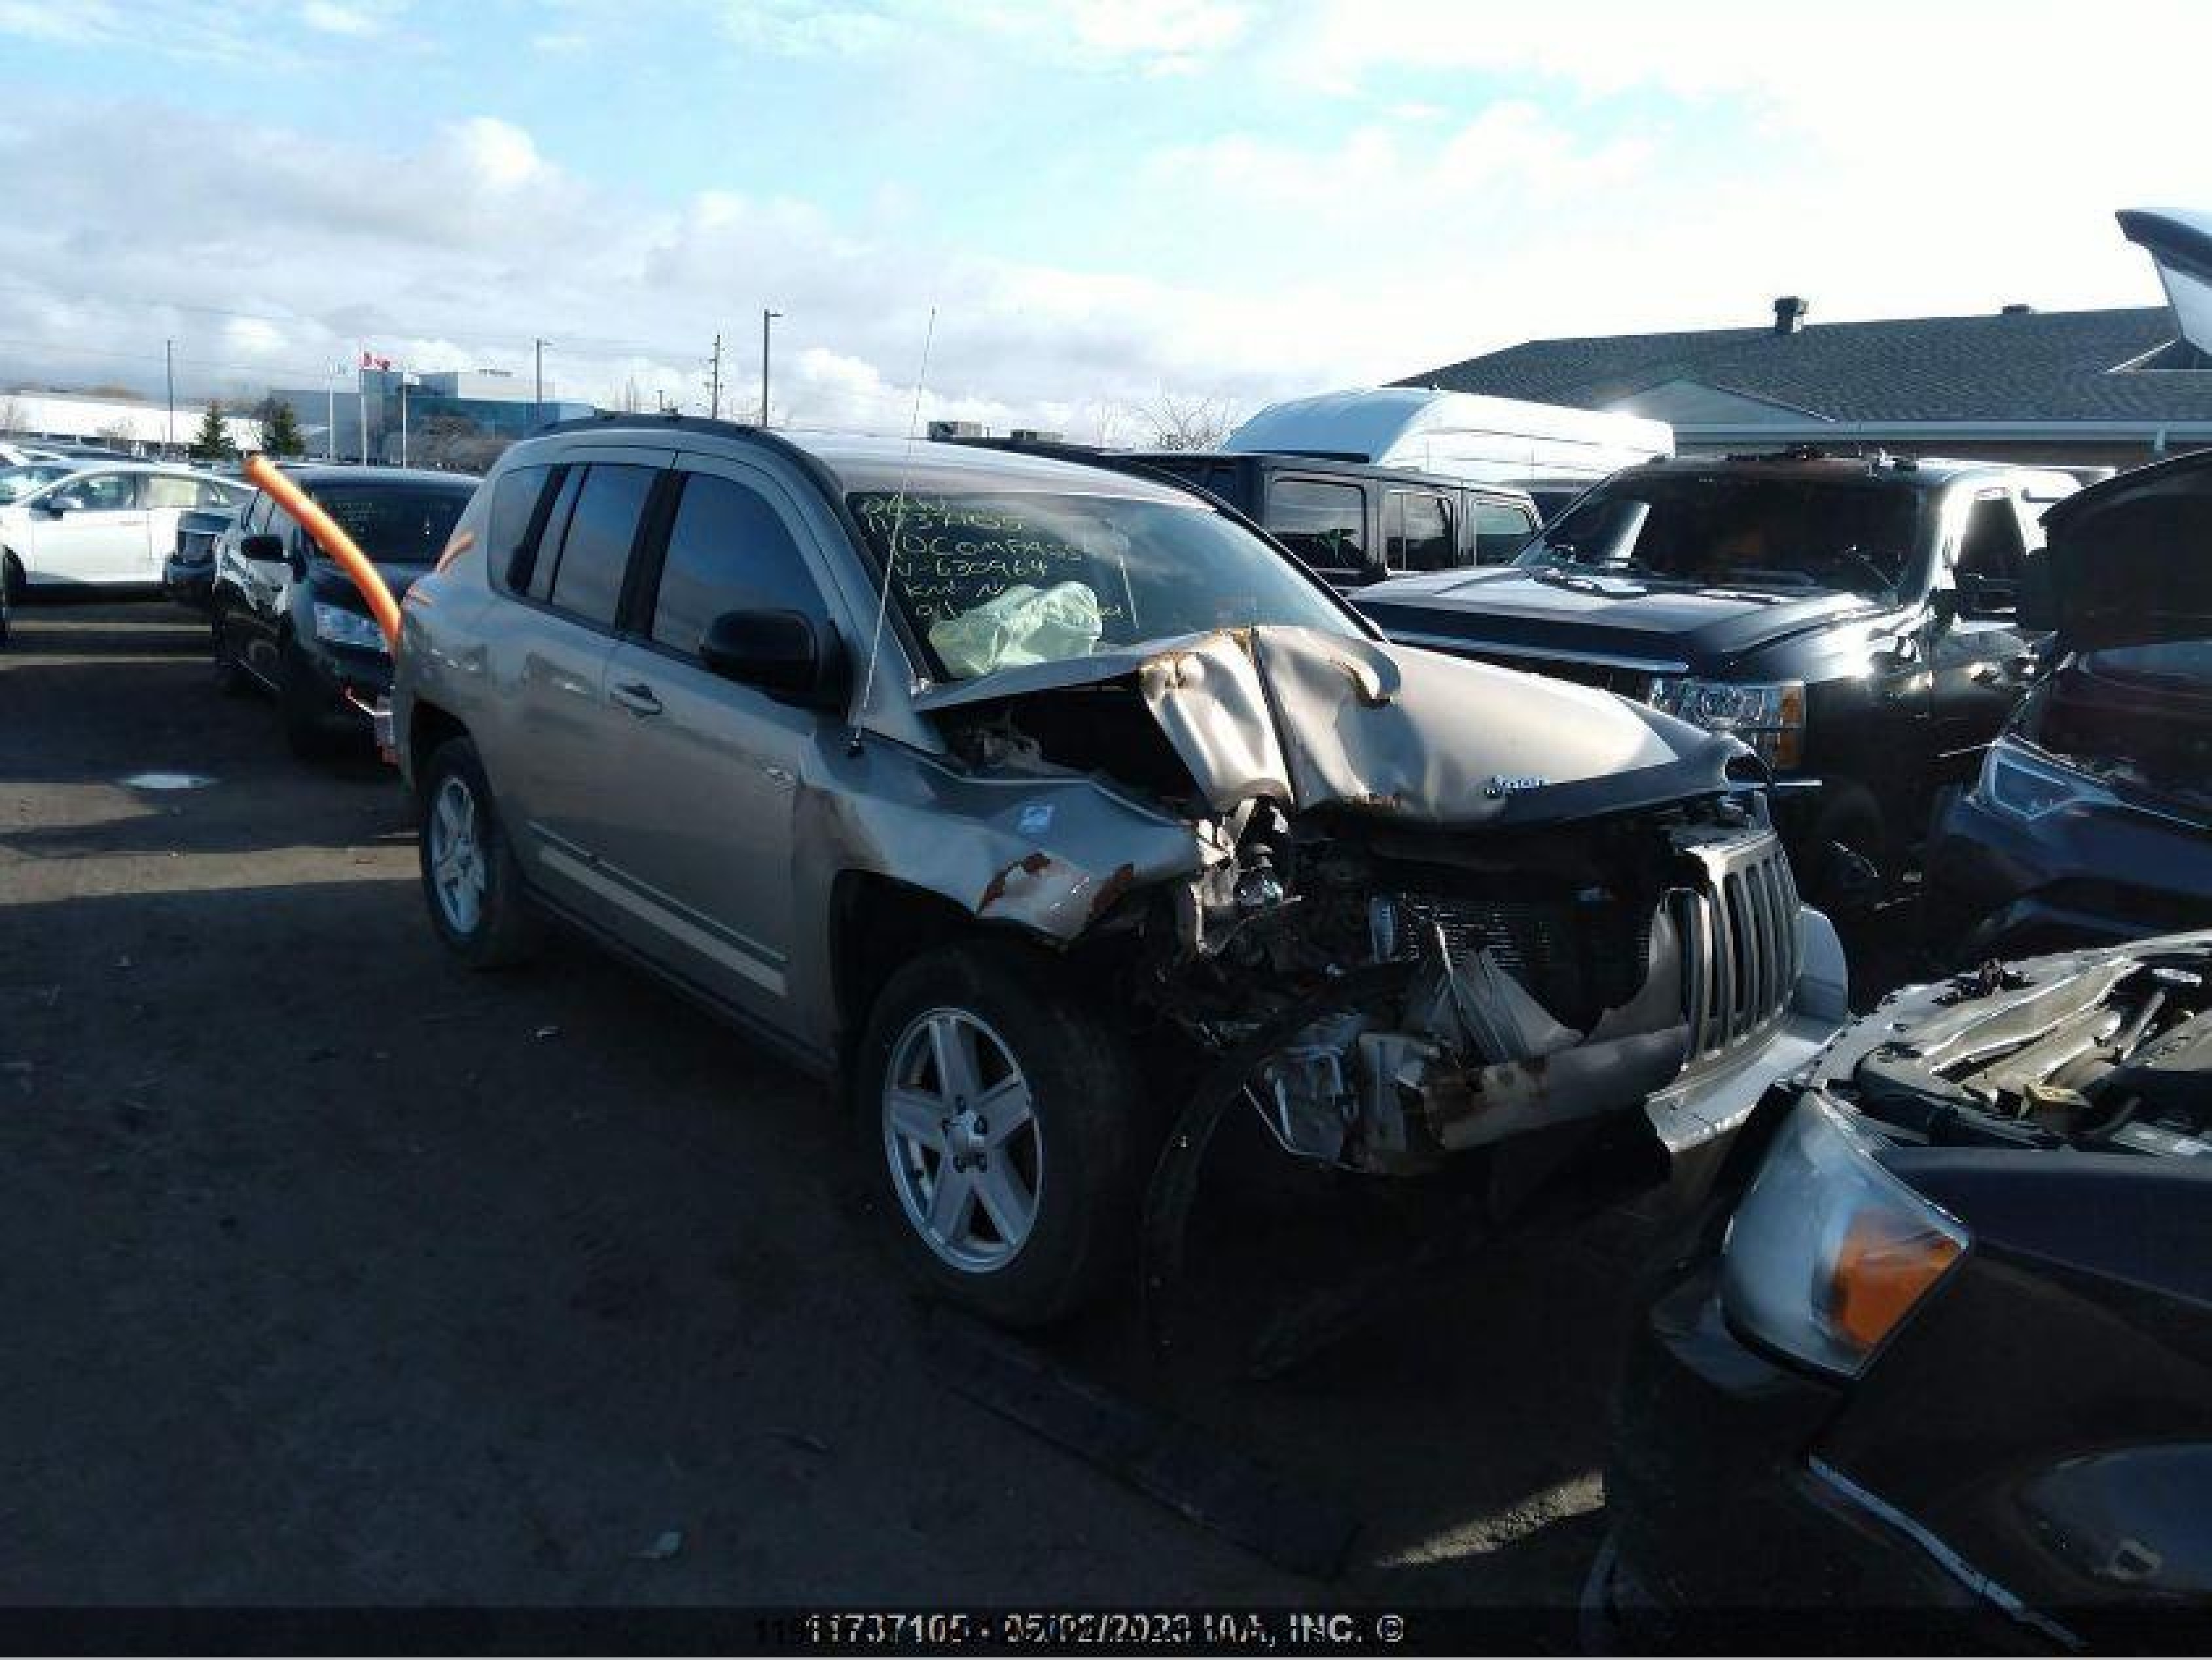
(393, 418, 1847, 1326)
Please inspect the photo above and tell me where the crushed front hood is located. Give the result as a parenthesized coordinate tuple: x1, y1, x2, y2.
(916, 624, 1743, 827)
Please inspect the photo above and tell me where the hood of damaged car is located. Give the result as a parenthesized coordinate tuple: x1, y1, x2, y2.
(2027, 448, 2212, 650)
(912, 624, 1747, 827)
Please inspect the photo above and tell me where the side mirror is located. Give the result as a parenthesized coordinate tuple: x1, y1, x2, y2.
(240, 533, 289, 564)
(33, 497, 67, 517)
(698, 608, 848, 710)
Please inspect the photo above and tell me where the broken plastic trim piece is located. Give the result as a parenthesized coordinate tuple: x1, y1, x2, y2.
(1140, 960, 1415, 1356)
(342, 688, 397, 764)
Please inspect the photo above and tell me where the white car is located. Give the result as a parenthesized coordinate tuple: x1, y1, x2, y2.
(0, 463, 251, 600)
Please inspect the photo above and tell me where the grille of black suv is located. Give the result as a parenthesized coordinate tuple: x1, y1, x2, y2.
(1464, 654, 1658, 702)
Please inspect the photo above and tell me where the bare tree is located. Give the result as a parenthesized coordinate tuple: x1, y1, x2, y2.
(95, 418, 138, 452)
(1134, 391, 1240, 452)
(411, 414, 512, 474)
(0, 395, 26, 437)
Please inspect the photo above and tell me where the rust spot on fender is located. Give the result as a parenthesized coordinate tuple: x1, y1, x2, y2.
(978, 850, 1054, 912)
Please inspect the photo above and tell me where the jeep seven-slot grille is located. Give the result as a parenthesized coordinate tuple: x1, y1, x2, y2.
(1673, 832, 1801, 1064)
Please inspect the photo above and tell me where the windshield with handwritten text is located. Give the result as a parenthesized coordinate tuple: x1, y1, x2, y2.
(848, 490, 1357, 679)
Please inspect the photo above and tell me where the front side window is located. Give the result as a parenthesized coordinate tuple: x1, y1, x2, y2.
(1474, 501, 1537, 563)
(650, 473, 824, 657)
(1954, 494, 2028, 585)
(546, 464, 655, 626)
(847, 488, 1359, 681)
(1384, 490, 1454, 571)
(50, 471, 139, 512)
(1522, 473, 1922, 595)
(1264, 477, 1366, 571)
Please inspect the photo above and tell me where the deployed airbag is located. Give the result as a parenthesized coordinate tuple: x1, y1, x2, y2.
(929, 582, 1103, 679)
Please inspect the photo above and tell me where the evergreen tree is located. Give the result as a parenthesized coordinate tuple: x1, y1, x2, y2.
(189, 401, 237, 463)
(254, 396, 307, 458)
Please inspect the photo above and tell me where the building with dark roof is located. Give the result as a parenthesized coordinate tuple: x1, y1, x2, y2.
(1398, 297, 2212, 469)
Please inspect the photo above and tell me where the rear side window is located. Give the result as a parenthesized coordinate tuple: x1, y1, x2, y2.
(525, 468, 586, 602)
(145, 475, 202, 509)
(1266, 477, 1365, 571)
(1385, 490, 1455, 571)
(546, 463, 656, 626)
(649, 473, 825, 657)
(1474, 501, 1537, 563)
(487, 463, 556, 592)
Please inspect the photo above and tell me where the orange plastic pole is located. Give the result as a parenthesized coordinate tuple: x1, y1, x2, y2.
(242, 453, 402, 651)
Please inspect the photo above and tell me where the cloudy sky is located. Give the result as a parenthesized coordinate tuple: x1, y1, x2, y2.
(0, 0, 2199, 438)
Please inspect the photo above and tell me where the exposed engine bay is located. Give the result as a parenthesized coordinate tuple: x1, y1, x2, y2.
(938, 645, 1813, 1176)
(1820, 934, 2212, 1160)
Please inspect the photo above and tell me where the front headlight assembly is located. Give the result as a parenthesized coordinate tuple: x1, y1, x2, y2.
(312, 602, 389, 655)
(1649, 677, 1806, 768)
(1719, 1096, 1968, 1379)
(1974, 738, 2114, 822)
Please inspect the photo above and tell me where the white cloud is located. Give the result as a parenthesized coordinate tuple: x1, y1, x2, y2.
(299, 1, 387, 37)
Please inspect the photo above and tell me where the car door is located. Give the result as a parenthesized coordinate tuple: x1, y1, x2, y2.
(592, 456, 837, 1020)
(28, 470, 149, 583)
(1929, 486, 2037, 777)
(139, 474, 207, 581)
(491, 449, 671, 941)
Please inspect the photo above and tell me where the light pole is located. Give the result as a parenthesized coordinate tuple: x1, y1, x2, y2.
(326, 365, 340, 461)
(164, 339, 175, 457)
(760, 308, 781, 426)
(533, 338, 548, 431)
(399, 367, 410, 467)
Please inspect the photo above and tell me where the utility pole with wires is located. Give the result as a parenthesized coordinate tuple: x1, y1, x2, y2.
(706, 333, 724, 420)
(760, 308, 781, 426)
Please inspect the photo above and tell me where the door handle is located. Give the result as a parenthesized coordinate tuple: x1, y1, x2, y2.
(611, 681, 663, 717)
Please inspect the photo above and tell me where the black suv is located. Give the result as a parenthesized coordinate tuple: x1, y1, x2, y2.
(950, 439, 1541, 588)
(209, 465, 476, 756)
(1355, 452, 2080, 903)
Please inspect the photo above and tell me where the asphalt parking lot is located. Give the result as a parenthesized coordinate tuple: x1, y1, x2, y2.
(4, 600, 1722, 1621)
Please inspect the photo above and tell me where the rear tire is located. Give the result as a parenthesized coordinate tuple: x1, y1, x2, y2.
(416, 736, 541, 969)
(851, 941, 1150, 1327)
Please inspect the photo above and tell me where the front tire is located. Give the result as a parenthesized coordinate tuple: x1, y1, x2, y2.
(0, 553, 22, 647)
(416, 736, 541, 969)
(211, 616, 254, 697)
(852, 943, 1149, 1326)
(279, 642, 344, 759)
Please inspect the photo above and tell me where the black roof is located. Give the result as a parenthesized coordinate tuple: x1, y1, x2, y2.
(1399, 307, 2212, 424)
(267, 464, 478, 489)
